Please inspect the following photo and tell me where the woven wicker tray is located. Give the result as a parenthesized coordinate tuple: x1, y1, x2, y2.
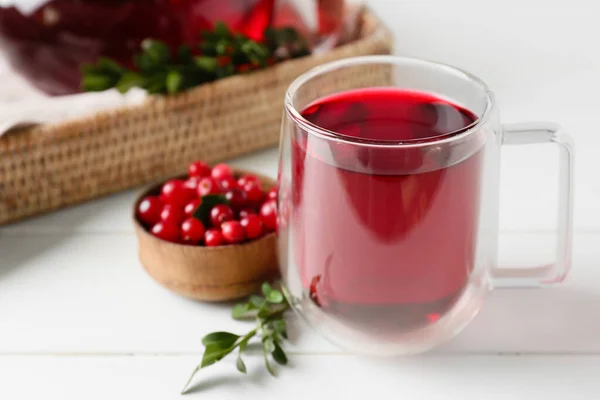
(0, 7, 393, 225)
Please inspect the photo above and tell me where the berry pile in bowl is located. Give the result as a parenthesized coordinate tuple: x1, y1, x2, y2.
(132, 161, 279, 302)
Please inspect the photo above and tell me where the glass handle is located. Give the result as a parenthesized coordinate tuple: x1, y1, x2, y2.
(492, 122, 574, 287)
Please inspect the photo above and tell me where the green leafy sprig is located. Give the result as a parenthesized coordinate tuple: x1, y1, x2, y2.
(82, 23, 310, 95)
(181, 282, 291, 394)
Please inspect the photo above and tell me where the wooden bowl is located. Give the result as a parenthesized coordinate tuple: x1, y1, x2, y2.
(132, 170, 279, 302)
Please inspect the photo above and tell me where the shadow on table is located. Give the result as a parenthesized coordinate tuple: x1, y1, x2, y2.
(439, 286, 600, 353)
(0, 232, 68, 281)
(0, 190, 139, 281)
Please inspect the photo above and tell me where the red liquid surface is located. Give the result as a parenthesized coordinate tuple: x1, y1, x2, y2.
(292, 88, 483, 334)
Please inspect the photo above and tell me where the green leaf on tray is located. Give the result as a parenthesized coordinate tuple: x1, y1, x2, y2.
(166, 70, 183, 94)
(81, 73, 118, 92)
(194, 56, 218, 72)
(115, 72, 146, 93)
(82, 22, 310, 95)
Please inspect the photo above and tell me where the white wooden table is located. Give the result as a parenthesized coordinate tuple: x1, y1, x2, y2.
(2, 1, 600, 398)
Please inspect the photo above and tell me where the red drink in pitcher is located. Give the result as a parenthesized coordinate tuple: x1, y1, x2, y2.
(292, 88, 483, 334)
(0, 0, 344, 95)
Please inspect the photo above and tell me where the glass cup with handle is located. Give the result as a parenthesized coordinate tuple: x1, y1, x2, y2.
(276, 55, 574, 355)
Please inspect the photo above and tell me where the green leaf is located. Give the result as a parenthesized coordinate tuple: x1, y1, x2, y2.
(202, 332, 240, 348)
(272, 319, 287, 339)
(115, 72, 146, 93)
(264, 353, 277, 377)
(216, 63, 235, 79)
(178, 44, 193, 63)
(249, 295, 265, 309)
(182, 280, 292, 393)
(194, 56, 218, 72)
(236, 355, 247, 374)
(257, 308, 271, 319)
(216, 40, 229, 55)
(141, 39, 171, 64)
(201, 344, 233, 368)
(261, 282, 273, 297)
(263, 337, 276, 354)
(235, 335, 250, 374)
(266, 289, 284, 304)
(272, 342, 288, 365)
(181, 365, 201, 394)
(134, 53, 154, 72)
(214, 21, 231, 39)
(241, 40, 268, 65)
(81, 73, 118, 92)
(144, 72, 168, 94)
(232, 302, 259, 320)
(232, 303, 250, 319)
(96, 57, 126, 75)
(192, 194, 230, 226)
(134, 40, 171, 73)
(166, 70, 183, 94)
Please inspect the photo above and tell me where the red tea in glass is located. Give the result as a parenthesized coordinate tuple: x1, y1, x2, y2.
(291, 88, 483, 334)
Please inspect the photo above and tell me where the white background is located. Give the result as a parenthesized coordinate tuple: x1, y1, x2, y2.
(1, 0, 600, 399)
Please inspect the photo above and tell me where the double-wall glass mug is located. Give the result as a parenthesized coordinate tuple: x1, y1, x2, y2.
(277, 55, 574, 355)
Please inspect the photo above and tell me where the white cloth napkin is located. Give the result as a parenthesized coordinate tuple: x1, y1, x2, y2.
(0, 54, 148, 136)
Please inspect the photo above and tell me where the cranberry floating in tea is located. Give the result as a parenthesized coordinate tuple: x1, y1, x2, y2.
(0, 0, 346, 95)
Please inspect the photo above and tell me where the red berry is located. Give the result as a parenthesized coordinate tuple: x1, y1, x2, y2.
(188, 161, 211, 178)
(184, 176, 202, 191)
(241, 214, 263, 239)
(151, 222, 179, 243)
(242, 181, 263, 203)
(160, 204, 184, 226)
(183, 199, 202, 217)
(221, 220, 245, 244)
(161, 180, 194, 207)
(266, 188, 278, 201)
(210, 204, 234, 227)
(237, 174, 259, 187)
(237, 208, 256, 219)
(211, 163, 233, 181)
(137, 196, 163, 225)
(205, 228, 224, 247)
(219, 176, 239, 191)
(225, 188, 247, 210)
(259, 199, 278, 231)
(180, 218, 206, 244)
(197, 177, 221, 197)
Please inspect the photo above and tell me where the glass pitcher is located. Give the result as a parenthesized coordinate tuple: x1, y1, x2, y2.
(0, 0, 345, 95)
